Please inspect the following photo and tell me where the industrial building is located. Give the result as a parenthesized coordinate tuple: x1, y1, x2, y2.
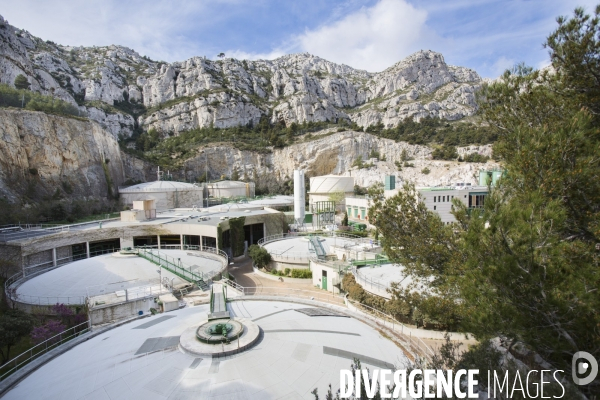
(0, 203, 286, 280)
(345, 171, 498, 225)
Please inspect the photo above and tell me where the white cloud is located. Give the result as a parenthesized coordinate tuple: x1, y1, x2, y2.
(225, 49, 287, 61)
(295, 0, 435, 72)
(490, 56, 516, 76)
(0, 0, 213, 61)
(223, 0, 436, 71)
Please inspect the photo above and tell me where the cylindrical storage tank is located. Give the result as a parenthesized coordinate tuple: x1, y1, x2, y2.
(309, 175, 354, 193)
(118, 181, 203, 210)
(205, 181, 255, 198)
(294, 170, 305, 223)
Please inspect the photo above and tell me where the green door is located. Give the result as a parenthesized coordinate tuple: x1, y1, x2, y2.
(322, 270, 328, 290)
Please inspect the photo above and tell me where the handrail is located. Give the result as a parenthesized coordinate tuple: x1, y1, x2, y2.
(0, 320, 90, 381)
(344, 297, 435, 357)
(5, 246, 227, 307)
(136, 247, 228, 284)
(219, 280, 436, 360)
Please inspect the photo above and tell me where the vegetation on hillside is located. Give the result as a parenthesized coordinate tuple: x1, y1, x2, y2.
(122, 117, 335, 168)
(364, 116, 498, 146)
(0, 84, 84, 119)
(368, 6, 600, 397)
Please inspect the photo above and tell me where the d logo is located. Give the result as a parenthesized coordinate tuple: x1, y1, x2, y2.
(572, 351, 598, 386)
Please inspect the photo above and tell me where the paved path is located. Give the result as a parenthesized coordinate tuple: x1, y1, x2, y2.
(227, 258, 345, 305)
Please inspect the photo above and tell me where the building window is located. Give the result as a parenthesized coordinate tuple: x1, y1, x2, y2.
(434, 206, 436, 210)
(451, 195, 454, 199)
(469, 193, 487, 208)
(433, 197, 436, 203)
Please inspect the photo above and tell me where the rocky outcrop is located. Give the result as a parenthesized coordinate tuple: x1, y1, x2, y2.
(0, 15, 482, 141)
(0, 109, 152, 202)
(180, 130, 497, 188)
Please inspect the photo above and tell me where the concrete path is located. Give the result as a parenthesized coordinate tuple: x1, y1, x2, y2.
(228, 258, 345, 305)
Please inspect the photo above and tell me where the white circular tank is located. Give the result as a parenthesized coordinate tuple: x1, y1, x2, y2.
(309, 175, 354, 193)
(205, 181, 255, 198)
(119, 181, 203, 210)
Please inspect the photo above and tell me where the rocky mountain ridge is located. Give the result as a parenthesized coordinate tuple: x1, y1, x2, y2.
(0, 14, 481, 142)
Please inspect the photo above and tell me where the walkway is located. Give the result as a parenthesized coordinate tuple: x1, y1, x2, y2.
(208, 283, 229, 319)
(227, 258, 345, 306)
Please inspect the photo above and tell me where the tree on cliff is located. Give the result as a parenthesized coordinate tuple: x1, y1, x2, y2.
(369, 6, 600, 396)
(14, 74, 30, 90)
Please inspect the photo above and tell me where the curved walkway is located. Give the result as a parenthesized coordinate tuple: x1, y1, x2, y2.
(227, 257, 476, 353)
(227, 257, 345, 305)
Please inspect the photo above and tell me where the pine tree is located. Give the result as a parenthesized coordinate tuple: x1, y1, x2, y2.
(369, 7, 600, 396)
(14, 74, 30, 90)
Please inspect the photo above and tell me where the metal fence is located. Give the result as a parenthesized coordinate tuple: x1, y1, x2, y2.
(86, 278, 167, 301)
(257, 232, 379, 261)
(0, 320, 90, 381)
(137, 247, 228, 283)
(221, 280, 345, 305)
(5, 246, 228, 308)
(220, 279, 435, 360)
(352, 266, 391, 296)
(344, 297, 435, 359)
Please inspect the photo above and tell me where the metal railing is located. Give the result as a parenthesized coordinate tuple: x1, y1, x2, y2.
(0, 320, 90, 381)
(344, 297, 435, 358)
(0, 224, 70, 243)
(86, 278, 168, 304)
(257, 232, 379, 261)
(5, 246, 228, 307)
(220, 279, 434, 360)
(136, 247, 227, 283)
(221, 280, 345, 305)
(353, 267, 391, 297)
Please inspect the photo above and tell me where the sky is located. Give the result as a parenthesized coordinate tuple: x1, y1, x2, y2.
(0, 0, 597, 77)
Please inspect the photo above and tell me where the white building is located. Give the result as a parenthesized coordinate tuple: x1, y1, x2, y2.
(418, 184, 488, 224)
(345, 184, 489, 225)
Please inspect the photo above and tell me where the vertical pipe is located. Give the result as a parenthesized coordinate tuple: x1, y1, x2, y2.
(180, 234, 184, 250)
(52, 248, 57, 267)
(157, 235, 161, 250)
(86, 242, 90, 258)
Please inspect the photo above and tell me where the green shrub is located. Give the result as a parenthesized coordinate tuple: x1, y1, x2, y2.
(463, 153, 490, 163)
(248, 245, 271, 269)
(291, 269, 312, 279)
(421, 167, 431, 174)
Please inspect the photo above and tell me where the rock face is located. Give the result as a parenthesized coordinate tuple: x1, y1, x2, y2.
(179, 130, 498, 189)
(0, 15, 481, 141)
(0, 15, 492, 202)
(0, 109, 154, 202)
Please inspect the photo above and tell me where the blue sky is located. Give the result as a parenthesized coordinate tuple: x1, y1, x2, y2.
(0, 0, 597, 77)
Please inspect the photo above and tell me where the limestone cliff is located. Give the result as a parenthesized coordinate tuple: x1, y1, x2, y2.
(0, 109, 153, 202)
(180, 130, 497, 188)
(0, 14, 481, 141)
